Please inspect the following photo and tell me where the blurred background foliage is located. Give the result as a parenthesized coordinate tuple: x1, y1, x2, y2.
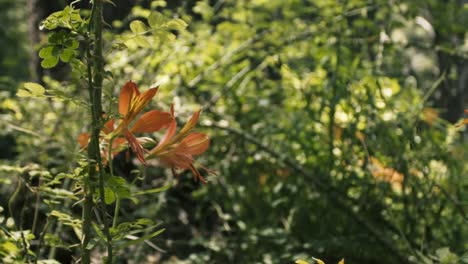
(1, 0, 467, 263)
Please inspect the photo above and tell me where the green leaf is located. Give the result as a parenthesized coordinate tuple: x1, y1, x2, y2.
(49, 210, 82, 229)
(111, 42, 128, 51)
(39, 46, 54, 59)
(193, 1, 214, 20)
(130, 20, 148, 34)
(65, 39, 79, 49)
(166, 18, 188, 31)
(133, 35, 151, 48)
(49, 32, 64, 44)
(17, 82, 46, 98)
(115, 228, 165, 250)
(16, 89, 32, 97)
(148, 11, 168, 28)
(154, 30, 176, 42)
(104, 187, 116, 204)
(41, 56, 59, 68)
(39, 6, 84, 31)
(60, 48, 75, 62)
(151, 0, 167, 8)
(38, 259, 62, 264)
(134, 184, 171, 196)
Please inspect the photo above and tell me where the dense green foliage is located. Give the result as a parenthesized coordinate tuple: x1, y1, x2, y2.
(0, 0, 467, 263)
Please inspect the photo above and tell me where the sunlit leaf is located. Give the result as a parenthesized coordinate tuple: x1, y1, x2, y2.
(312, 258, 325, 264)
(60, 48, 75, 62)
(116, 228, 165, 250)
(39, 46, 54, 59)
(133, 35, 151, 48)
(166, 18, 188, 31)
(148, 11, 167, 28)
(134, 184, 171, 196)
(104, 187, 116, 204)
(130, 20, 148, 34)
(17, 82, 46, 97)
(41, 56, 59, 68)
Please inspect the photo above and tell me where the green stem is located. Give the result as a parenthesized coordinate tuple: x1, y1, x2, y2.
(108, 136, 121, 229)
(113, 198, 121, 228)
(82, 0, 113, 263)
(92, 1, 113, 263)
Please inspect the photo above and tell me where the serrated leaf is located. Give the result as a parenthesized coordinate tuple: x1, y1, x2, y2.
(60, 48, 75, 62)
(134, 35, 151, 48)
(41, 56, 59, 68)
(130, 20, 148, 34)
(148, 11, 168, 28)
(24, 82, 46, 96)
(40, 6, 84, 31)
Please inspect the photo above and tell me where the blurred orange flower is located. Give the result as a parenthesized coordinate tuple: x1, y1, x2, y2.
(458, 109, 468, 127)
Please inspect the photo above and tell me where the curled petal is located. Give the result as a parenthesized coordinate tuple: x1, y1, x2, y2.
(119, 81, 139, 116)
(125, 130, 146, 164)
(78, 133, 90, 148)
(175, 132, 210, 155)
(131, 110, 172, 133)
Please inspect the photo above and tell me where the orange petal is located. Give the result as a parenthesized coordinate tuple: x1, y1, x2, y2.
(160, 153, 193, 169)
(176, 133, 210, 155)
(77, 133, 90, 148)
(119, 81, 138, 116)
(179, 110, 201, 135)
(151, 119, 177, 154)
(170, 104, 175, 117)
(111, 137, 127, 155)
(125, 131, 146, 164)
(131, 110, 172, 133)
(102, 119, 115, 134)
(132, 87, 158, 115)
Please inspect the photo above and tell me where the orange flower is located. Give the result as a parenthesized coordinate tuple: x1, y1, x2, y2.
(458, 109, 468, 127)
(146, 106, 214, 183)
(78, 81, 172, 164)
